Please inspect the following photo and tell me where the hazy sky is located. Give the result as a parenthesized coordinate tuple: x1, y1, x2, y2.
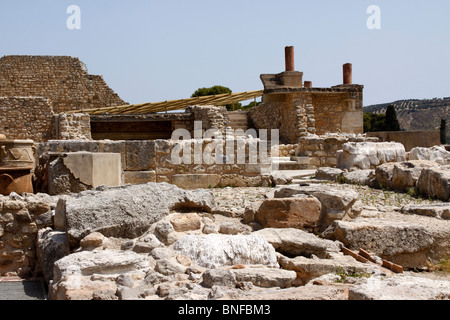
(1, 0, 449, 106)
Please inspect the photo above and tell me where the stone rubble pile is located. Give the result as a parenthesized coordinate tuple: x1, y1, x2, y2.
(319, 145, 450, 202)
(24, 178, 447, 301)
(2, 144, 449, 300)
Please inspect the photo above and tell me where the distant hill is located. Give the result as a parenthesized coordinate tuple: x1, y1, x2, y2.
(364, 97, 450, 141)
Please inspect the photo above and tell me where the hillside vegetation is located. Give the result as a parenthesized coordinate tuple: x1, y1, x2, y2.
(364, 97, 450, 141)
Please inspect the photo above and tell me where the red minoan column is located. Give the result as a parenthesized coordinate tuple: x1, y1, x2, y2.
(285, 46, 295, 71)
(304, 81, 312, 88)
(343, 63, 352, 84)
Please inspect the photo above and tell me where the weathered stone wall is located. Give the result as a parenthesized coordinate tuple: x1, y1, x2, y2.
(0, 194, 54, 277)
(0, 55, 126, 114)
(250, 86, 363, 144)
(36, 138, 271, 192)
(57, 113, 92, 141)
(154, 139, 271, 188)
(248, 94, 315, 144)
(313, 93, 347, 135)
(0, 97, 55, 142)
(296, 134, 379, 169)
(272, 144, 298, 157)
(366, 130, 441, 152)
(187, 105, 231, 135)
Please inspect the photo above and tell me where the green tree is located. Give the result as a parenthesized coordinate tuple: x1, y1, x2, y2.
(363, 113, 386, 132)
(191, 85, 232, 98)
(440, 118, 447, 144)
(191, 85, 241, 110)
(385, 105, 401, 131)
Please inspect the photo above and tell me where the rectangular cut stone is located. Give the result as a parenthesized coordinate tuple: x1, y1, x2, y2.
(125, 141, 156, 171)
(62, 152, 122, 188)
(255, 197, 322, 231)
(172, 174, 220, 189)
(123, 171, 156, 185)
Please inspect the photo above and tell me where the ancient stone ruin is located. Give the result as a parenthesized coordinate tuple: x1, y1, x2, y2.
(0, 48, 449, 301)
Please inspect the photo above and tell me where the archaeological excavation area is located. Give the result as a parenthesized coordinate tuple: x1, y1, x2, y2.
(0, 49, 449, 301)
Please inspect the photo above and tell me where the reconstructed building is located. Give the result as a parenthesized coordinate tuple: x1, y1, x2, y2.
(0, 49, 368, 192)
(0, 48, 364, 143)
(249, 47, 363, 144)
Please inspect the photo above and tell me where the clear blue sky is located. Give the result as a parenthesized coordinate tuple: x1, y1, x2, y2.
(1, 0, 449, 106)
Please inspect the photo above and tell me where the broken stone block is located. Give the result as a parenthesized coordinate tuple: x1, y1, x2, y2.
(36, 228, 70, 283)
(49, 250, 151, 300)
(322, 219, 440, 269)
(401, 203, 450, 220)
(254, 228, 341, 258)
(47, 152, 122, 195)
(173, 234, 279, 269)
(54, 183, 216, 248)
(170, 213, 202, 232)
(79, 232, 105, 250)
(277, 253, 375, 285)
(315, 167, 344, 181)
(374, 160, 440, 191)
(337, 142, 406, 170)
(270, 172, 293, 185)
(273, 185, 359, 228)
(255, 197, 322, 231)
(416, 167, 450, 201)
(409, 146, 450, 165)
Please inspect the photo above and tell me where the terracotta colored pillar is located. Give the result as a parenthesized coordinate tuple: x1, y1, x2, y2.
(285, 46, 295, 71)
(343, 63, 352, 84)
(304, 81, 312, 88)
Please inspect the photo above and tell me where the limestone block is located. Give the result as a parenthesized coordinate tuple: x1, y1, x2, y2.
(173, 234, 279, 269)
(62, 152, 122, 188)
(401, 204, 450, 220)
(170, 213, 202, 232)
(409, 146, 450, 165)
(322, 219, 440, 269)
(155, 139, 172, 154)
(337, 142, 406, 170)
(220, 174, 262, 188)
(349, 275, 450, 300)
(273, 185, 359, 227)
(123, 171, 156, 185)
(172, 174, 220, 189)
(416, 167, 450, 201)
(255, 197, 322, 230)
(278, 253, 373, 284)
(254, 228, 340, 258)
(125, 141, 156, 171)
(374, 160, 440, 191)
(54, 183, 216, 247)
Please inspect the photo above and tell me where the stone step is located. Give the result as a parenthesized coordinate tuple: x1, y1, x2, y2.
(271, 156, 310, 170)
